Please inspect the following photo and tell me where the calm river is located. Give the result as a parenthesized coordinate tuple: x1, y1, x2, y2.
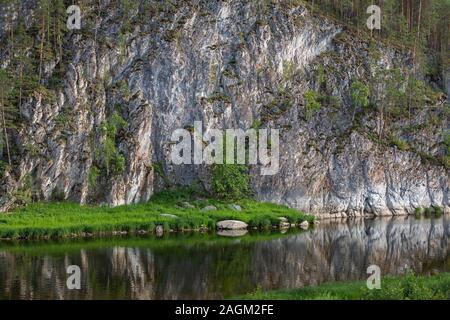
(1, 216, 450, 299)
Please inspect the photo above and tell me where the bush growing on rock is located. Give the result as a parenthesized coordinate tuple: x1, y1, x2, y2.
(304, 90, 321, 119)
(414, 207, 423, 218)
(433, 206, 443, 217)
(211, 164, 251, 200)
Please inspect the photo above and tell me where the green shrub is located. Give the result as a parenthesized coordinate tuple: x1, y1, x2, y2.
(249, 216, 272, 229)
(88, 165, 100, 189)
(444, 155, 450, 169)
(443, 132, 450, 168)
(302, 215, 315, 224)
(54, 109, 73, 127)
(433, 206, 443, 217)
(206, 92, 232, 104)
(390, 134, 410, 151)
(51, 188, 65, 201)
(211, 164, 251, 200)
(414, 207, 423, 218)
(363, 271, 446, 300)
(316, 65, 326, 91)
(350, 80, 370, 111)
(14, 174, 33, 205)
(304, 90, 321, 119)
(113, 153, 126, 174)
(424, 207, 433, 218)
(99, 112, 127, 175)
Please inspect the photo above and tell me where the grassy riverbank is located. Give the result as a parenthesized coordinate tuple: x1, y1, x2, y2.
(0, 189, 314, 240)
(238, 272, 450, 300)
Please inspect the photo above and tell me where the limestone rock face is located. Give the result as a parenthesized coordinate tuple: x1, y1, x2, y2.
(0, 1, 448, 217)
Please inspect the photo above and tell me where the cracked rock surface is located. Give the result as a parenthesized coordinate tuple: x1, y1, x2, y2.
(0, 0, 448, 217)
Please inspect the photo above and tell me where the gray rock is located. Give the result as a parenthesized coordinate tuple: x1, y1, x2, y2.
(278, 217, 290, 228)
(279, 222, 291, 229)
(180, 202, 195, 209)
(155, 225, 164, 236)
(217, 220, 248, 230)
(228, 204, 242, 211)
(299, 221, 309, 229)
(201, 205, 217, 212)
(160, 213, 178, 219)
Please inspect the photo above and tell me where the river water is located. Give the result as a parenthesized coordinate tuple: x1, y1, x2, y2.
(1, 216, 449, 299)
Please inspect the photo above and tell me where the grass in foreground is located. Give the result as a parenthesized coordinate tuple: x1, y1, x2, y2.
(0, 189, 313, 239)
(237, 272, 450, 300)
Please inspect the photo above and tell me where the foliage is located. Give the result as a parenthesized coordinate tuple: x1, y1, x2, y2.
(211, 164, 252, 200)
(389, 134, 410, 151)
(443, 131, 450, 168)
(302, 0, 449, 82)
(315, 65, 326, 91)
(13, 173, 34, 206)
(113, 153, 126, 174)
(304, 90, 321, 119)
(414, 207, 423, 218)
(238, 271, 450, 300)
(88, 165, 100, 189)
(413, 206, 443, 219)
(0, 69, 17, 165)
(99, 112, 128, 175)
(350, 80, 370, 110)
(363, 271, 447, 300)
(206, 92, 232, 104)
(151, 162, 165, 177)
(381, 68, 408, 118)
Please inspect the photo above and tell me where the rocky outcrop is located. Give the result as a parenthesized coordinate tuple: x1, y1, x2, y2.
(0, 0, 448, 217)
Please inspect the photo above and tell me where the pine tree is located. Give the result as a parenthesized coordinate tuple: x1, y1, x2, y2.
(12, 18, 37, 111)
(0, 70, 16, 166)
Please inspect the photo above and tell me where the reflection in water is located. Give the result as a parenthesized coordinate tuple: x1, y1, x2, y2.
(1, 216, 450, 299)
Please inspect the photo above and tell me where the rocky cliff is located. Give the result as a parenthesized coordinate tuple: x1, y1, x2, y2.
(0, 0, 448, 217)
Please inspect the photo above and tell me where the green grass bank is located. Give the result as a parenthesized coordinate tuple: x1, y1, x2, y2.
(237, 272, 450, 300)
(0, 189, 314, 240)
